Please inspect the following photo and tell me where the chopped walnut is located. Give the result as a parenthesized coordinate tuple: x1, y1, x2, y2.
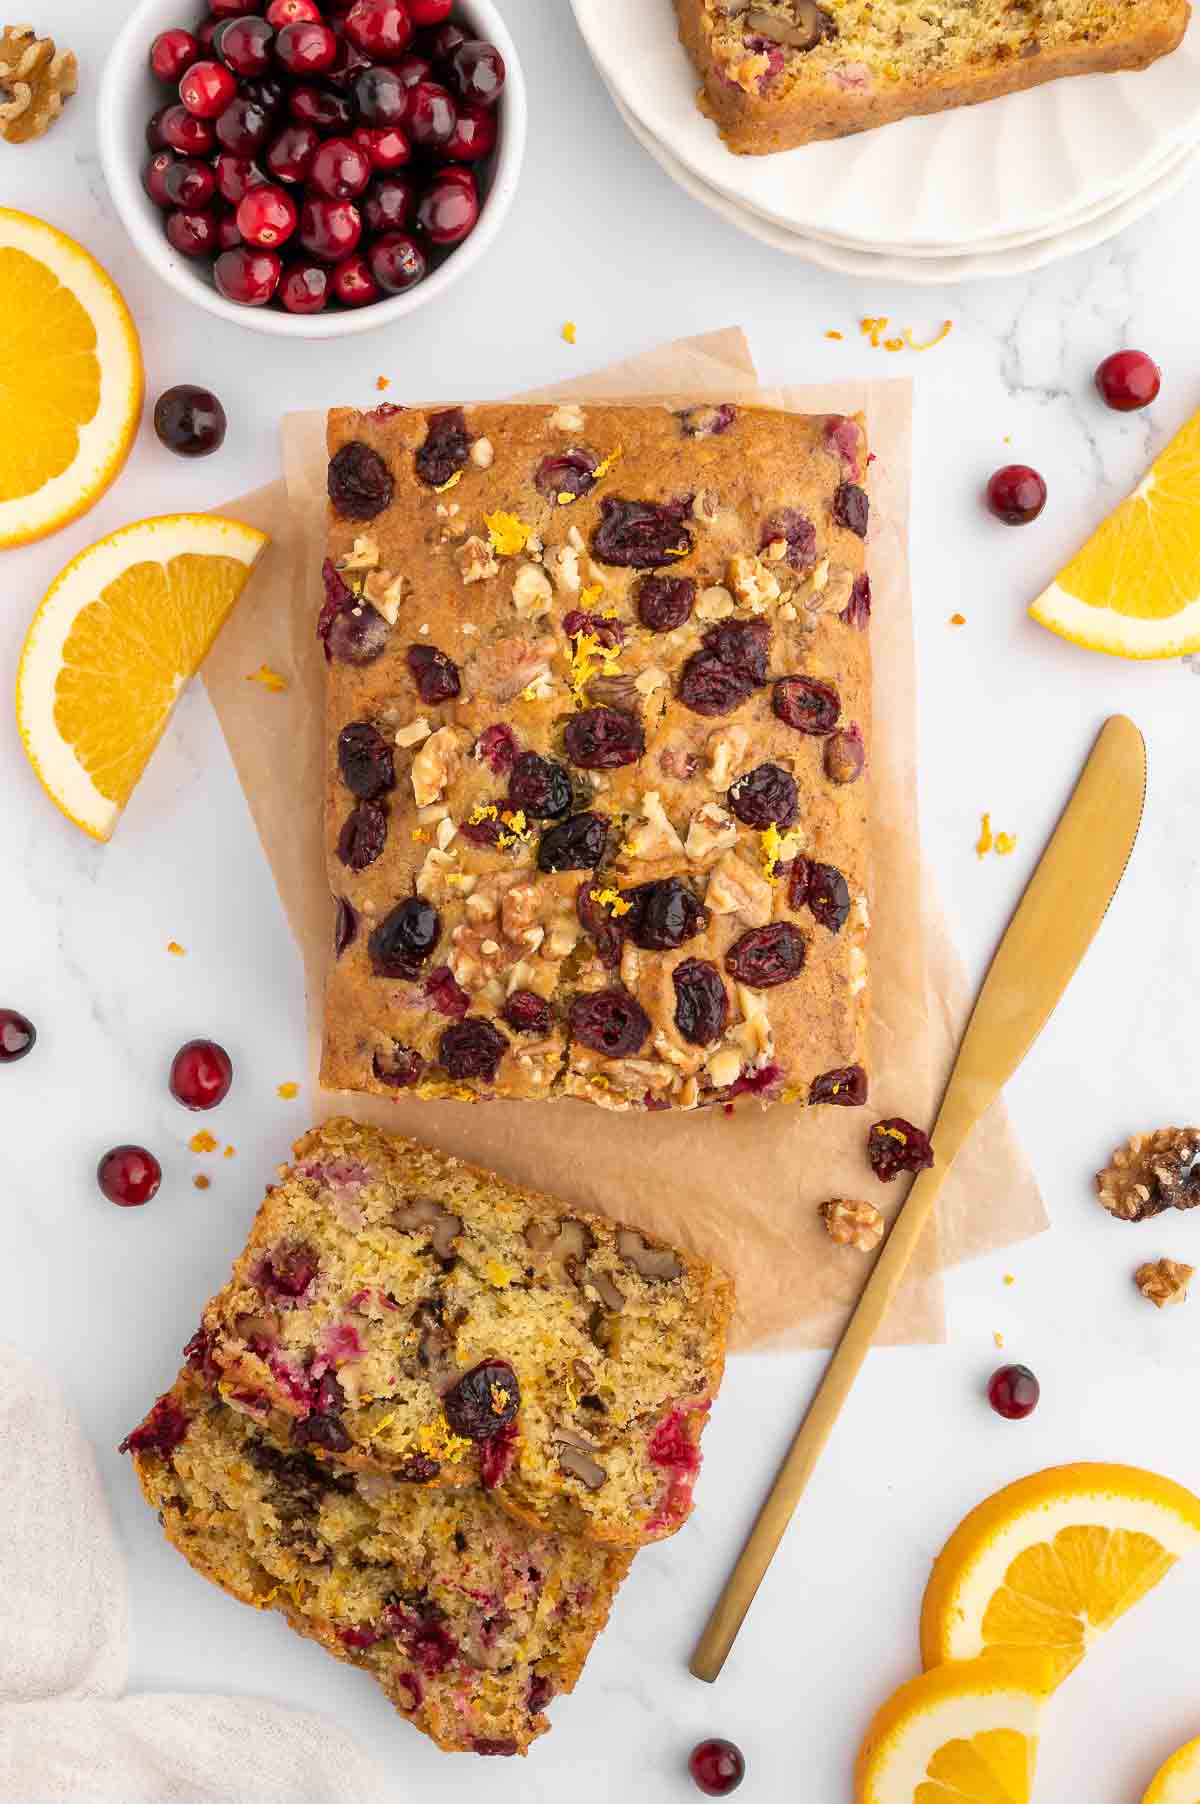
(705, 850, 773, 926)
(705, 1045, 742, 1089)
(547, 543, 582, 595)
(548, 404, 585, 433)
(729, 984, 773, 1065)
(692, 488, 721, 525)
(511, 561, 553, 617)
(337, 536, 380, 572)
(469, 631, 557, 704)
(705, 723, 751, 788)
(500, 883, 540, 939)
(685, 802, 738, 861)
(728, 553, 780, 610)
(820, 1198, 885, 1252)
(624, 791, 684, 861)
(634, 665, 668, 698)
(363, 569, 406, 624)
(415, 846, 457, 900)
(1096, 1128, 1200, 1223)
(695, 584, 736, 622)
(1134, 1258, 1194, 1309)
(816, 564, 854, 616)
(0, 25, 76, 142)
(456, 535, 498, 585)
(394, 716, 432, 749)
(449, 922, 511, 991)
(470, 436, 494, 469)
(410, 725, 463, 807)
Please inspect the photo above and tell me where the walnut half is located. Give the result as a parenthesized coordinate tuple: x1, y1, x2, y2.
(819, 1197, 884, 1252)
(1134, 1258, 1194, 1309)
(1096, 1127, 1200, 1223)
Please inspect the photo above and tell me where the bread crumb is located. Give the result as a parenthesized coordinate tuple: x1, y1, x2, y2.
(561, 320, 577, 345)
(189, 1130, 218, 1154)
(246, 663, 287, 693)
(277, 1082, 299, 1099)
(375, 375, 390, 391)
(166, 940, 186, 956)
(976, 812, 993, 858)
(949, 612, 966, 626)
(193, 1174, 211, 1191)
(223, 1144, 236, 1158)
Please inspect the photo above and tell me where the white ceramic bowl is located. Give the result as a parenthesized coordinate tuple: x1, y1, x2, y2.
(99, 0, 526, 338)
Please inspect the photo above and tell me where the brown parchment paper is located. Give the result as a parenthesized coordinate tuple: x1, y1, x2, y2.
(202, 328, 1046, 1351)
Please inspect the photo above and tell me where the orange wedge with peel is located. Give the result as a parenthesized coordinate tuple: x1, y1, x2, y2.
(17, 513, 269, 841)
(1030, 407, 1200, 658)
(1144, 1736, 1200, 1804)
(855, 1650, 1051, 1804)
(0, 209, 142, 547)
(920, 1463, 1200, 1689)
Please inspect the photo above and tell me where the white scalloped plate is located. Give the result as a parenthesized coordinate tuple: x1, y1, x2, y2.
(572, 0, 1200, 251)
(605, 78, 1200, 283)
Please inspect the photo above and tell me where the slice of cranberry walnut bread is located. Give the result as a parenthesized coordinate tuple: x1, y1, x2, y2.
(124, 1369, 629, 1758)
(195, 1119, 734, 1547)
(321, 399, 870, 1113)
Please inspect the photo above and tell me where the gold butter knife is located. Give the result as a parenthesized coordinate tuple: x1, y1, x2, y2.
(691, 713, 1147, 1683)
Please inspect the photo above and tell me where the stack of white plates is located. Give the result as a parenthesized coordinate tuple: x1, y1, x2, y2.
(571, 0, 1200, 282)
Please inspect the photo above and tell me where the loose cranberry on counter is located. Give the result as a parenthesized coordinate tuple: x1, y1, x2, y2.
(178, 59, 237, 118)
(150, 28, 198, 83)
(416, 168, 477, 244)
(214, 244, 282, 304)
(1095, 349, 1161, 412)
(986, 464, 1047, 526)
(154, 384, 227, 457)
(988, 1363, 1040, 1420)
(97, 1145, 163, 1209)
(280, 257, 331, 312)
(0, 1008, 36, 1062)
(170, 1038, 234, 1110)
(689, 1738, 745, 1797)
(275, 20, 339, 75)
(237, 183, 298, 248)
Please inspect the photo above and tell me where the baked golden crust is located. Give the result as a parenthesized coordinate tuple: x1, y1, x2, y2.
(195, 1118, 734, 1548)
(128, 1369, 630, 1757)
(321, 400, 871, 1112)
(674, 0, 1190, 154)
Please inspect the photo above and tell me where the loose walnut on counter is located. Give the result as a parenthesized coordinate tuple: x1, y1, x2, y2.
(819, 1197, 885, 1252)
(0, 26, 76, 143)
(1096, 1127, 1200, 1223)
(1134, 1258, 1194, 1309)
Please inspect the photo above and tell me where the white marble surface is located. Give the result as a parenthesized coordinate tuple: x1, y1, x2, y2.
(4, 4, 1200, 1799)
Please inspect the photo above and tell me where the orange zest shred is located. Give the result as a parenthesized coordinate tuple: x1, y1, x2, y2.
(246, 663, 287, 692)
(375, 375, 390, 391)
(562, 320, 577, 345)
(975, 812, 994, 858)
(166, 940, 186, 956)
(903, 320, 953, 352)
(883, 336, 905, 353)
(193, 1175, 211, 1191)
(223, 1144, 235, 1158)
(995, 831, 1018, 855)
(1004, 1274, 1015, 1286)
(994, 1330, 1005, 1349)
(277, 1082, 298, 1099)
(950, 612, 967, 626)
(189, 1130, 218, 1154)
(825, 329, 843, 340)
(590, 887, 631, 917)
(859, 315, 953, 353)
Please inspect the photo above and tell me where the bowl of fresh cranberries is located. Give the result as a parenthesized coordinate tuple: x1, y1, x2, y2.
(99, 0, 525, 336)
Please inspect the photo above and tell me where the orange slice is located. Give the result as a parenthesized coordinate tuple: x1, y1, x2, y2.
(1144, 1736, 1200, 1804)
(0, 209, 142, 547)
(920, 1464, 1200, 1688)
(1030, 408, 1200, 658)
(17, 513, 269, 840)
(855, 1650, 1051, 1804)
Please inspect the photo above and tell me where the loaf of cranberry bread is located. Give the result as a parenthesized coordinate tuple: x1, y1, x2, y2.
(194, 1119, 733, 1547)
(675, 0, 1190, 154)
(321, 398, 870, 1113)
(124, 1369, 629, 1757)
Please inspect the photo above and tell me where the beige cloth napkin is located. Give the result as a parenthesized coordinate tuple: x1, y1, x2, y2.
(203, 329, 1046, 1351)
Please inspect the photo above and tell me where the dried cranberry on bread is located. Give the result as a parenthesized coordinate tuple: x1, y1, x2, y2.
(195, 1119, 733, 1546)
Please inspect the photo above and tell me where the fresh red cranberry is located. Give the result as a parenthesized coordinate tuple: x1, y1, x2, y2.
(1095, 349, 1161, 412)
(158, 101, 215, 154)
(689, 1738, 745, 1797)
(425, 21, 467, 59)
(352, 122, 410, 169)
(195, 20, 220, 50)
(162, 156, 216, 208)
(214, 243, 282, 304)
(353, 64, 408, 125)
(209, 0, 263, 16)
(0, 1008, 36, 1062)
(244, 73, 286, 115)
(275, 20, 338, 73)
(179, 59, 237, 117)
(280, 257, 330, 312)
(289, 82, 353, 130)
(143, 150, 178, 208)
(266, 121, 319, 182)
(344, 0, 414, 58)
(367, 231, 426, 292)
(331, 252, 380, 306)
(170, 1038, 234, 1109)
(309, 135, 371, 198)
(215, 152, 267, 204)
(147, 105, 170, 148)
(325, 33, 372, 93)
(299, 194, 361, 260)
(97, 1145, 163, 1208)
(266, 0, 320, 22)
(214, 16, 275, 76)
(393, 49, 432, 86)
(154, 384, 227, 456)
(215, 94, 271, 155)
(237, 183, 297, 247)
(408, 0, 451, 21)
(151, 28, 199, 83)
(416, 168, 477, 244)
(986, 464, 1046, 526)
(362, 172, 416, 231)
(444, 100, 495, 161)
(449, 39, 505, 107)
(404, 78, 456, 147)
(988, 1363, 1040, 1420)
(215, 208, 243, 249)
